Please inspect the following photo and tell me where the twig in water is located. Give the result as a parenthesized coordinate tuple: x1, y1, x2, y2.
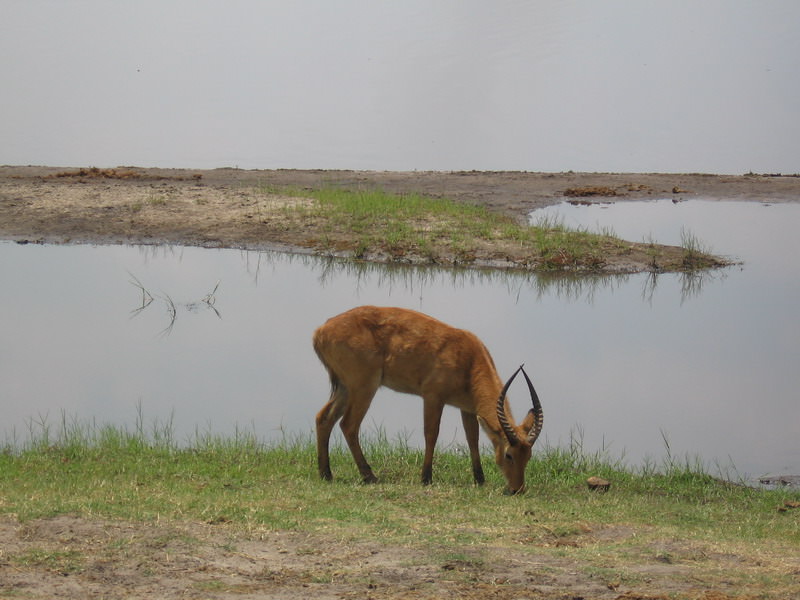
(202, 281, 222, 319)
(127, 272, 221, 334)
(128, 271, 154, 316)
(158, 292, 178, 337)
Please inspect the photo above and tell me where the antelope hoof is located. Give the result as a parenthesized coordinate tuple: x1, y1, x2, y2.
(362, 474, 378, 484)
(421, 472, 433, 486)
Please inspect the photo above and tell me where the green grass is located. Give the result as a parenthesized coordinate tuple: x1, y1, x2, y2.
(253, 185, 715, 271)
(679, 226, 715, 268)
(3, 417, 798, 596)
(2, 418, 797, 548)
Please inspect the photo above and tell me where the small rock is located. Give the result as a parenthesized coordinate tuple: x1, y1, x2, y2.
(587, 476, 611, 492)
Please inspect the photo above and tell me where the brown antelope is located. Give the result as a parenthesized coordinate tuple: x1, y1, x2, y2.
(312, 305, 543, 494)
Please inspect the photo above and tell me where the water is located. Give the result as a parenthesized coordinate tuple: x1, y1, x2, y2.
(1, 200, 799, 481)
(2, 2, 799, 173)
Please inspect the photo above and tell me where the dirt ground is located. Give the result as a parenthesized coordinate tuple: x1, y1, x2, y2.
(2, 167, 799, 598)
(0, 514, 776, 600)
(2, 166, 799, 271)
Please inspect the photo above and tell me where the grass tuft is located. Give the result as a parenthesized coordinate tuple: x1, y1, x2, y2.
(252, 185, 721, 272)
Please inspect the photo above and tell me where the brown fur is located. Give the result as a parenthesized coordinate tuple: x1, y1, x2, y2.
(313, 305, 541, 493)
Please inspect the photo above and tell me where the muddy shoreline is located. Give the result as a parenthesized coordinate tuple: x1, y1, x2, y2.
(1, 166, 799, 271)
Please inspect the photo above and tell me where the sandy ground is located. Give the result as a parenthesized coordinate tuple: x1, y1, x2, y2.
(1, 513, 783, 600)
(1, 166, 799, 271)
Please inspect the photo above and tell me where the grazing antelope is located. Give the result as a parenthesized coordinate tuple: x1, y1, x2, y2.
(313, 305, 543, 494)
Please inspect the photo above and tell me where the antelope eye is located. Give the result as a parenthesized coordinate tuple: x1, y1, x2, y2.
(505, 452, 514, 462)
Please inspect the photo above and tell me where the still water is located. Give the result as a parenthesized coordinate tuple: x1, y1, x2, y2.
(1, 200, 798, 480)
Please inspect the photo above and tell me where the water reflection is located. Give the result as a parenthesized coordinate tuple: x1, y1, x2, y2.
(639, 269, 727, 307)
(291, 251, 716, 307)
(1, 201, 798, 481)
(128, 271, 220, 336)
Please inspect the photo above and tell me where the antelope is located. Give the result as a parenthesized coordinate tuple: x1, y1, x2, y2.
(313, 305, 543, 494)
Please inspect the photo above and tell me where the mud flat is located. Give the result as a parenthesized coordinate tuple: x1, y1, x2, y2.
(1, 166, 798, 271)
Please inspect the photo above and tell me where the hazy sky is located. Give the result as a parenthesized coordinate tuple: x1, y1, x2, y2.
(2, 1, 799, 173)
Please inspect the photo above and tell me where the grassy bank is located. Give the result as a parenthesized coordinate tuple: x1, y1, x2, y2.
(2, 420, 798, 597)
(255, 185, 726, 272)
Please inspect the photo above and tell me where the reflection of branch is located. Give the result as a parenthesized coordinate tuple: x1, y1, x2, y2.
(158, 292, 177, 337)
(128, 271, 154, 316)
(128, 273, 221, 335)
(203, 281, 221, 319)
(185, 281, 222, 319)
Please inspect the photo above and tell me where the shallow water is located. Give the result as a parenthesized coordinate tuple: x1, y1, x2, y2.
(1, 199, 798, 480)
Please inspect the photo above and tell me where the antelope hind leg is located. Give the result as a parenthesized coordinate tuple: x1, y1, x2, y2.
(315, 389, 347, 481)
(339, 388, 379, 484)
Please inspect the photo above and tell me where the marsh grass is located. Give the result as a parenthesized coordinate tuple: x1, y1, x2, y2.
(679, 226, 715, 268)
(255, 185, 655, 270)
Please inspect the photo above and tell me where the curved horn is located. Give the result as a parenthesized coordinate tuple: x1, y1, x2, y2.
(520, 366, 544, 445)
(497, 365, 523, 446)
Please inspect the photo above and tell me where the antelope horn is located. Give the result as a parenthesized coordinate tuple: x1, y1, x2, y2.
(497, 365, 523, 446)
(519, 366, 544, 445)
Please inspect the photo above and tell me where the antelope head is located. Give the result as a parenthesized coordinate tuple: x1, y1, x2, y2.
(495, 365, 544, 495)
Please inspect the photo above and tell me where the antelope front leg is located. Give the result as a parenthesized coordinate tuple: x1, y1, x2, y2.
(421, 400, 444, 485)
(461, 410, 485, 485)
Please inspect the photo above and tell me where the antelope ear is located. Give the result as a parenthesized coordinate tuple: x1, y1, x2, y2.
(522, 407, 544, 446)
(475, 416, 494, 439)
(521, 409, 537, 434)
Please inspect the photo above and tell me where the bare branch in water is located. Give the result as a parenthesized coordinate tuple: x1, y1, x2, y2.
(158, 292, 178, 337)
(128, 271, 154, 317)
(127, 272, 221, 335)
(201, 280, 222, 319)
